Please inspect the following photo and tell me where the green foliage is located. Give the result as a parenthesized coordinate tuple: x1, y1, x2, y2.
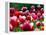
(10, 3, 44, 10)
(13, 27, 22, 32)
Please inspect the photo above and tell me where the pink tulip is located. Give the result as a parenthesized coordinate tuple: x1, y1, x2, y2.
(31, 6, 35, 9)
(32, 13, 37, 20)
(19, 15, 26, 23)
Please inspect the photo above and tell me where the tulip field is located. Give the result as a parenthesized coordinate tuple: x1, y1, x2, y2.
(9, 3, 44, 32)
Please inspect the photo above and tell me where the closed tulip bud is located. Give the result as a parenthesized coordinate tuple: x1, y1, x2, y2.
(31, 6, 35, 9)
(36, 21, 41, 26)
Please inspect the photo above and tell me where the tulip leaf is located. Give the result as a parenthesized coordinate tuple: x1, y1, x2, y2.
(13, 27, 22, 32)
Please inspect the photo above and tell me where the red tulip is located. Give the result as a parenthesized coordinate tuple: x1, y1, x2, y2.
(22, 23, 31, 31)
(19, 15, 26, 23)
(30, 9, 36, 14)
(32, 13, 37, 20)
(41, 23, 44, 26)
(41, 8, 44, 15)
(10, 8, 15, 17)
(10, 16, 19, 28)
(14, 10, 20, 17)
(10, 19, 19, 28)
(26, 15, 31, 21)
(21, 22, 34, 31)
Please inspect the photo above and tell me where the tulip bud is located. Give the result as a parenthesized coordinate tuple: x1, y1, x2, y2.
(21, 7, 27, 11)
(36, 21, 41, 26)
(31, 6, 35, 9)
(37, 5, 41, 9)
(41, 22, 44, 26)
(40, 22, 44, 30)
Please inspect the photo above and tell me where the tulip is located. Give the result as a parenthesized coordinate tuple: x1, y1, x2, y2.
(30, 22, 34, 31)
(37, 13, 41, 17)
(25, 20, 30, 23)
(10, 16, 17, 21)
(10, 16, 19, 28)
(14, 10, 20, 17)
(32, 13, 37, 20)
(36, 21, 41, 26)
(41, 8, 44, 14)
(26, 15, 31, 21)
(10, 23, 13, 31)
(19, 15, 26, 23)
(37, 5, 42, 10)
(10, 8, 15, 17)
(10, 19, 19, 28)
(40, 22, 44, 30)
(22, 23, 31, 31)
(41, 23, 44, 26)
(40, 16, 44, 19)
(21, 6, 27, 12)
(31, 6, 35, 9)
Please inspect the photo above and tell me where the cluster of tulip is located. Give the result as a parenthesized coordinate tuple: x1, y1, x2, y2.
(10, 5, 44, 32)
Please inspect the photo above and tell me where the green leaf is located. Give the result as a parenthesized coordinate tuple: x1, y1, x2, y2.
(13, 27, 22, 32)
(33, 21, 37, 29)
